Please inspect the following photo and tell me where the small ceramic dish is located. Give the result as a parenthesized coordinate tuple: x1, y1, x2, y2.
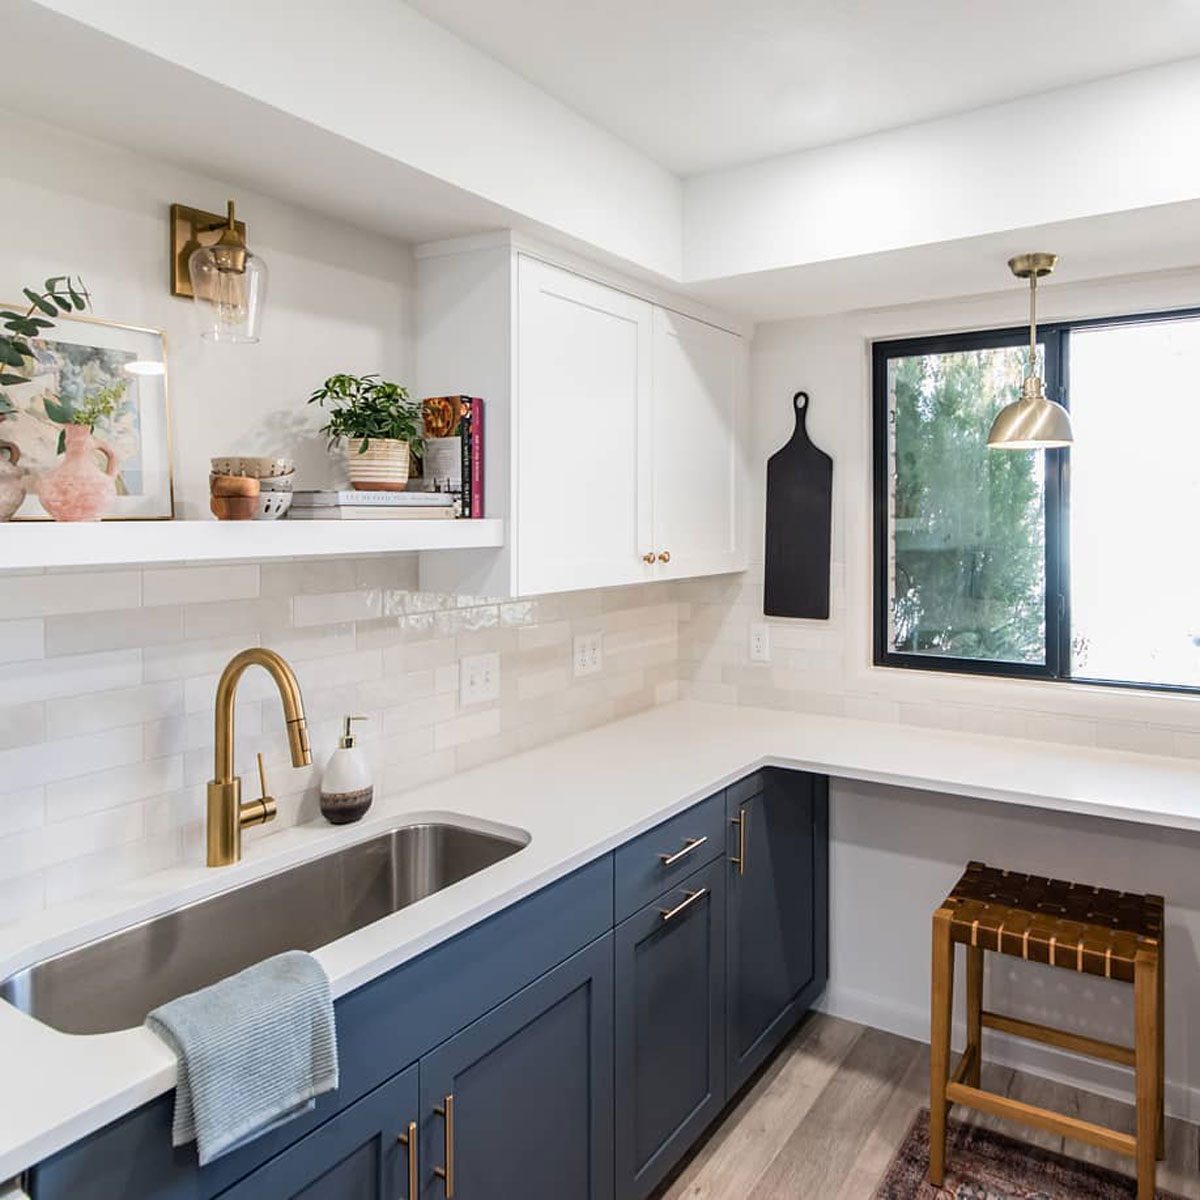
(256, 471, 296, 493)
(210, 456, 295, 479)
(253, 491, 293, 520)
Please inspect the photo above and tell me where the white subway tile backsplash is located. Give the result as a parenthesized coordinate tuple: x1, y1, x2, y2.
(0, 702, 45, 750)
(46, 756, 184, 822)
(0, 786, 45, 837)
(0, 618, 43, 663)
(0, 560, 681, 920)
(0, 648, 141, 704)
(0, 726, 143, 793)
(293, 589, 382, 627)
(143, 565, 260, 607)
(46, 681, 184, 735)
(44, 606, 184, 655)
(0, 570, 140, 618)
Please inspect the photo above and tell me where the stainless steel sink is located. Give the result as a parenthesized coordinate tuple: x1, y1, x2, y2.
(0, 822, 526, 1035)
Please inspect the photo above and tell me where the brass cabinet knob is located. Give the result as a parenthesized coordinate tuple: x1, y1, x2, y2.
(658, 550, 671, 563)
(642, 552, 656, 564)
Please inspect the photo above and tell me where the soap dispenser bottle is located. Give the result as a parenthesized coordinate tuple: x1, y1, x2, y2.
(320, 715, 373, 825)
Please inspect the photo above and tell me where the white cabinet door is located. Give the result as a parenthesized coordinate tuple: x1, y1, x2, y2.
(516, 258, 654, 595)
(651, 308, 745, 580)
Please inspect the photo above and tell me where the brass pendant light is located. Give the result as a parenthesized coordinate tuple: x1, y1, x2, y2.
(987, 252, 1073, 450)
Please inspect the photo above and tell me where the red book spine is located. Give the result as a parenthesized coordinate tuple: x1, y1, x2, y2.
(470, 398, 484, 518)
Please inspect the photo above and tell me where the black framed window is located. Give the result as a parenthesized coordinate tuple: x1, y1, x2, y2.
(873, 308, 1200, 693)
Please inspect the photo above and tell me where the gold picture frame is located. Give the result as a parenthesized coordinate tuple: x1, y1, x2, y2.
(1, 307, 175, 520)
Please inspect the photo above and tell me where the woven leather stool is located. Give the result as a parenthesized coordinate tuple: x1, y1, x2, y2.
(929, 861, 1165, 1200)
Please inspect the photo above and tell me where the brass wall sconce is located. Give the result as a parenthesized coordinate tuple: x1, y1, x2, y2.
(169, 200, 267, 343)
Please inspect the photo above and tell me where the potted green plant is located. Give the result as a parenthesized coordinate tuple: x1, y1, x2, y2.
(307, 373, 424, 491)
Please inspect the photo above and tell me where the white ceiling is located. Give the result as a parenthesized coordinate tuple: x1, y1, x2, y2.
(407, 0, 1200, 174)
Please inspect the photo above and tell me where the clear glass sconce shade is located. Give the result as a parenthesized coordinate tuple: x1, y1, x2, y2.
(188, 245, 267, 343)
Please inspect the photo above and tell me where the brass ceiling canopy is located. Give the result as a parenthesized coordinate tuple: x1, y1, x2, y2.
(987, 252, 1074, 450)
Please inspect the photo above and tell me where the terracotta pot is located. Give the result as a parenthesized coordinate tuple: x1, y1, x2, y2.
(37, 425, 118, 522)
(0, 439, 26, 521)
(345, 438, 409, 491)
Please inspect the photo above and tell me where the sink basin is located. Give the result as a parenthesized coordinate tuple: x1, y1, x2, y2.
(0, 821, 527, 1035)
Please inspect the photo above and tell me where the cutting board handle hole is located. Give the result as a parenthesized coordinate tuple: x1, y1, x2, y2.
(793, 390, 809, 413)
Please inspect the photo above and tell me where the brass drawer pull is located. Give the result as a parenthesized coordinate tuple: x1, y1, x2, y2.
(657, 550, 671, 563)
(434, 1094, 455, 1196)
(659, 835, 708, 867)
(397, 1119, 418, 1199)
(730, 807, 747, 876)
(660, 887, 708, 923)
(642, 551, 656, 564)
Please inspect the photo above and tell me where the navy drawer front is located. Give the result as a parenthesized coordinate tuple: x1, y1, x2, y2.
(614, 792, 725, 923)
(31, 854, 614, 1200)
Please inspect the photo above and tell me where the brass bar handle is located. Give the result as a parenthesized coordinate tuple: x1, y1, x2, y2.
(659, 835, 708, 867)
(434, 1094, 455, 1197)
(730, 808, 747, 876)
(396, 1119, 418, 1199)
(660, 887, 709, 923)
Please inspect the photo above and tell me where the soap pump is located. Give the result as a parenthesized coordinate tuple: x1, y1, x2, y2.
(320, 715, 373, 825)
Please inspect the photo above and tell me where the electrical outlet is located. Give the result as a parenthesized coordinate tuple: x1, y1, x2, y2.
(749, 622, 771, 663)
(460, 652, 501, 706)
(573, 632, 604, 677)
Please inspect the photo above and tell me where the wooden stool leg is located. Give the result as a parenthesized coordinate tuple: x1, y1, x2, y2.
(929, 906, 955, 1186)
(965, 945, 983, 1088)
(1156, 946, 1165, 1160)
(1134, 947, 1160, 1200)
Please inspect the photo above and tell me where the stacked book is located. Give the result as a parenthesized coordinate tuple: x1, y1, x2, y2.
(288, 490, 456, 520)
(420, 396, 484, 518)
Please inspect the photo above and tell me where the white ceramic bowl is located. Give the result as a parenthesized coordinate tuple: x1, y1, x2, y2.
(253, 491, 293, 520)
(211, 456, 295, 479)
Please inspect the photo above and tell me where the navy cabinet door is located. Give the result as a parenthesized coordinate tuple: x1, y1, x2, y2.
(725, 771, 828, 1095)
(418, 934, 615, 1200)
(614, 856, 725, 1200)
(216, 1064, 419, 1200)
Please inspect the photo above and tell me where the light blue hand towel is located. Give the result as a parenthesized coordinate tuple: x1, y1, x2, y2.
(146, 950, 338, 1166)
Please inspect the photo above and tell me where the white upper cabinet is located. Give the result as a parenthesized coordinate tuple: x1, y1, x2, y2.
(516, 259, 653, 595)
(651, 307, 746, 580)
(416, 236, 747, 599)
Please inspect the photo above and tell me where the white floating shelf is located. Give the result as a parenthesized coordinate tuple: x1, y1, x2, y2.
(0, 518, 504, 571)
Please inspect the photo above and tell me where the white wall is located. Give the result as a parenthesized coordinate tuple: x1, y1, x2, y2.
(0, 107, 415, 518)
(676, 267, 1200, 1114)
(685, 56, 1200, 281)
(27, 0, 684, 280)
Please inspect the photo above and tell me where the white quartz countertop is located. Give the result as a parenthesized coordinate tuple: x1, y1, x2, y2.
(2, 699, 1198, 1180)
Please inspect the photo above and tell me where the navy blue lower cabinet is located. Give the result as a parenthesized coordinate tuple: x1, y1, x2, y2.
(614, 857, 726, 1200)
(214, 1065, 419, 1200)
(725, 770, 829, 1095)
(418, 933, 615, 1200)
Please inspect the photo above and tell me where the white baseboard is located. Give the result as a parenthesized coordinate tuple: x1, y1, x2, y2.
(819, 983, 1200, 1123)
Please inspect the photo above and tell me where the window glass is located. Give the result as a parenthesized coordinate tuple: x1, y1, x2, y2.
(886, 346, 1046, 665)
(1069, 319, 1200, 688)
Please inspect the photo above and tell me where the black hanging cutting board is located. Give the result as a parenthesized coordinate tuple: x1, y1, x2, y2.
(764, 390, 833, 618)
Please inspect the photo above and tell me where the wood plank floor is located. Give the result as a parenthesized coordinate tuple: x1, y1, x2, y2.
(655, 1014, 1200, 1198)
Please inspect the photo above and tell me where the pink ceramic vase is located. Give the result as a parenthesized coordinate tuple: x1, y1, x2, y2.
(38, 425, 118, 522)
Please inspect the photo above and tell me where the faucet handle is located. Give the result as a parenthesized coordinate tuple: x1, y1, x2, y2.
(242, 751, 278, 829)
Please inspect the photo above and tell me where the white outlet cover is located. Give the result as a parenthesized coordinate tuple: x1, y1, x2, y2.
(460, 652, 501, 706)
(749, 622, 771, 663)
(573, 632, 604, 677)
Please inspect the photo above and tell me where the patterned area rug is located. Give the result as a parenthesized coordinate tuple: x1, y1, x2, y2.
(875, 1109, 1183, 1199)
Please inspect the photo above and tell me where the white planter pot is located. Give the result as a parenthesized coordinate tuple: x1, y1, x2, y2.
(344, 438, 410, 491)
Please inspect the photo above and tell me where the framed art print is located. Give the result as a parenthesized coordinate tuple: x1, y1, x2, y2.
(3, 309, 174, 519)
